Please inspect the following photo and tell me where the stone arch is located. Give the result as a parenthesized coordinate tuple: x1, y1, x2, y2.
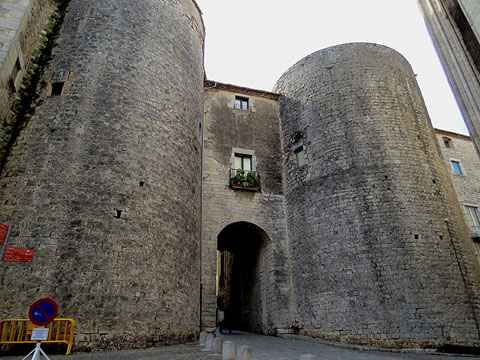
(216, 221, 273, 334)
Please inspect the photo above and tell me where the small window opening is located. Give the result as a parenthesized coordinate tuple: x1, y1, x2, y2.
(414, 234, 419, 239)
(11, 58, 21, 81)
(50, 82, 65, 96)
(451, 160, 463, 175)
(443, 137, 452, 148)
(295, 147, 306, 167)
(139, 181, 145, 187)
(234, 96, 249, 110)
(8, 78, 16, 93)
(115, 209, 122, 219)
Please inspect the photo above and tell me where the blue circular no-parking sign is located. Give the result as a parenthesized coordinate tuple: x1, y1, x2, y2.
(29, 297, 58, 326)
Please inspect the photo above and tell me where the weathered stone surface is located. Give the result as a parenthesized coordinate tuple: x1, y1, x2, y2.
(435, 129, 480, 225)
(0, 0, 204, 351)
(300, 355, 317, 360)
(222, 340, 235, 360)
(274, 43, 480, 348)
(435, 129, 480, 261)
(201, 85, 292, 334)
(236, 345, 252, 360)
(205, 334, 214, 349)
(199, 331, 207, 346)
(213, 337, 223, 353)
(1, 1, 480, 352)
(0, 0, 58, 168)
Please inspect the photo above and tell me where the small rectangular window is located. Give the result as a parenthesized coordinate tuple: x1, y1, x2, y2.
(50, 82, 65, 96)
(295, 148, 306, 167)
(466, 206, 480, 228)
(234, 154, 252, 171)
(11, 58, 21, 81)
(234, 96, 249, 110)
(442, 137, 452, 148)
(451, 160, 462, 175)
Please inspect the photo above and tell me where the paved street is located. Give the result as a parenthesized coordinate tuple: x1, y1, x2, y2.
(2, 332, 480, 360)
(217, 332, 480, 360)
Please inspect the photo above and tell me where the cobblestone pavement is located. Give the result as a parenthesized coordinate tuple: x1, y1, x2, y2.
(0, 343, 215, 360)
(217, 332, 480, 360)
(2, 332, 480, 360)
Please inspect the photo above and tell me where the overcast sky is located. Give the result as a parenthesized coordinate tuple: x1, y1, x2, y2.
(194, 0, 470, 135)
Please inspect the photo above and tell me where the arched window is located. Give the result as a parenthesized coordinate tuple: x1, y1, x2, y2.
(442, 137, 452, 148)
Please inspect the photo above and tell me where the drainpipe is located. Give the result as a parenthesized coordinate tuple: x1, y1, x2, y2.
(200, 80, 217, 332)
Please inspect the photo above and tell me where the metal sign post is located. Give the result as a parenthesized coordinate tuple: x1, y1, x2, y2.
(0, 223, 11, 262)
(0, 224, 36, 265)
(22, 297, 58, 360)
(22, 329, 51, 360)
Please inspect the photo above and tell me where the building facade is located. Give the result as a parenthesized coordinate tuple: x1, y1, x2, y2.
(435, 128, 480, 250)
(1, 0, 480, 353)
(418, 0, 480, 154)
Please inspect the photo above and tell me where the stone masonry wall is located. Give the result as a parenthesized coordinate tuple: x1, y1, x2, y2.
(435, 129, 480, 262)
(201, 85, 293, 334)
(435, 130, 480, 225)
(0, 0, 204, 350)
(0, 0, 58, 167)
(274, 43, 480, 348)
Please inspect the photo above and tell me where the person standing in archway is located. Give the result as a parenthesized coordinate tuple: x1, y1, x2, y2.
(217, 302, 225, 333)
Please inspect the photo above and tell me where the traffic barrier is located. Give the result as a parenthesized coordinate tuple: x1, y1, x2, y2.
(0, 318, 75, 355)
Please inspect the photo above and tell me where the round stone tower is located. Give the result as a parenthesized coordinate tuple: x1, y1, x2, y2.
(0, 0, 204, 349)
(274, 43, 480, 348)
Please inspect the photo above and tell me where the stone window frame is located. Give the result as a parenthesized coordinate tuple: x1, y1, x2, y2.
(450, 158, 464, 176)
(234, 95, 249, 110)
(231, 148, 257, 172)
(294, 144, 307, 168)
(8, 52, 25, 93)
(464, 203, 480, 228)
(442, 136, 453, 149)
(48, 71, 73, 97)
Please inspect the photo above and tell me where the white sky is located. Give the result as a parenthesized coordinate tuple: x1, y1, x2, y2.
(195, 0, 470, 135)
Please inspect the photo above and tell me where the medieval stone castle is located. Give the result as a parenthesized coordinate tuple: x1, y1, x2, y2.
(1, 0, 480, 353)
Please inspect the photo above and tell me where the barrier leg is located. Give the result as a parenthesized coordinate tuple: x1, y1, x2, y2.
(22, 343, 51, 360)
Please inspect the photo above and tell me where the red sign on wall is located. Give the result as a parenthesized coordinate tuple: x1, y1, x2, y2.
(0, 223, 36, 263)
(2, 246, 36, 263)
(0, 224, 9, 245)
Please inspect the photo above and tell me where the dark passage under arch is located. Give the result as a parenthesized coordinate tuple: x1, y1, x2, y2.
(216, 221, 272, 334)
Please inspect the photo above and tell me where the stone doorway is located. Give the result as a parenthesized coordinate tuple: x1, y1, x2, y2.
(216, 222, 272, 334)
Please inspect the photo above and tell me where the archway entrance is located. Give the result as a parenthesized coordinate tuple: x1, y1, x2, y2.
(216, 222, 271, 334)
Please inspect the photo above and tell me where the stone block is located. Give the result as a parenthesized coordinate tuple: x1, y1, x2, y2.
(213, 337, 223, 353)
(301, 355, 317, 360)
(236, 345, 252, 360)
(199, 331, 207, 346)
(222, 340, 235, 360)
(205, 333, 214, 349)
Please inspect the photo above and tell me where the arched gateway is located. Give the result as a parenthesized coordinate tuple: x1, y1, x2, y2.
(216, 222, 272, 333)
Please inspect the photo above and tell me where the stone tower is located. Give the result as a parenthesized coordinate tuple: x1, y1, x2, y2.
(0, 0, 204, 349)
(274, 43, 480, 347)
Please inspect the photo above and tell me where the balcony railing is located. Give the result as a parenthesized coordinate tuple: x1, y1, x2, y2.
(229, 169, 260, 191)
(471, 227, 480, 241)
